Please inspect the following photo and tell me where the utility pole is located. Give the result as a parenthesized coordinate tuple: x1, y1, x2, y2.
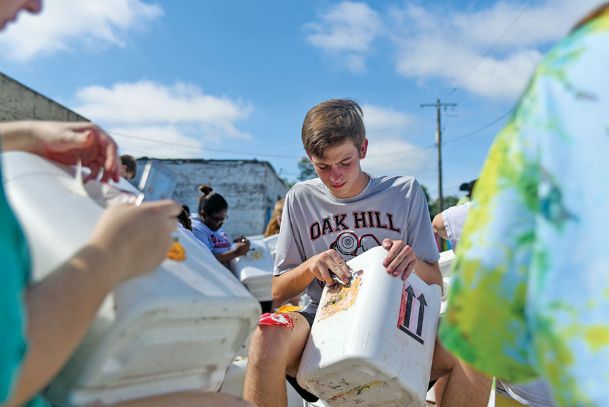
(421, 99, 457, 214)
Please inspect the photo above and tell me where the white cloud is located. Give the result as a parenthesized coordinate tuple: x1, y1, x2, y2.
(0, 0, 163, 62)
(111, 125, 206, 158)
(360, 104, 432, 175)
(363, 139, 433, 177)
(305, 1, 383, 73)
(362, 104, 414, 138)
(72, 80, 252, 158)
(390, 0, 604, 99)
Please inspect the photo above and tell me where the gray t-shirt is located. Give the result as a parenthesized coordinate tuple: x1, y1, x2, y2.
(274, 175, 439, 315)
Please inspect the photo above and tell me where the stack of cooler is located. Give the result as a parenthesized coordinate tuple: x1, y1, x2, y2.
(230, 236, 274, 303)
(438, 250, 455, 315)
(2, 152, 260, 406)
(297, 246, 441, 407)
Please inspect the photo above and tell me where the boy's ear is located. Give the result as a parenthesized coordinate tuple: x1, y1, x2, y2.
(359, 138, 369, 159)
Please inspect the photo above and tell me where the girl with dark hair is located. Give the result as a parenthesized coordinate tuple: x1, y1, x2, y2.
(191, 184, 250, 266)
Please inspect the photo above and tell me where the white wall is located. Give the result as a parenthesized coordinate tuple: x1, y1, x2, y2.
(140, 159, 289, 238)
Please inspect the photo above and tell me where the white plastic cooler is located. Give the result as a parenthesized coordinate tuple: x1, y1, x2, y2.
(296, 246, 442, 407)
(2, 152, 260, 406)
(230, 236, 274, 302)
(438, 249, 455, 277)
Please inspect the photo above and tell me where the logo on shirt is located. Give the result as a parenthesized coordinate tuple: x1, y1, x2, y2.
(309, 211, 400, 241)
(330, 231, 381, 257)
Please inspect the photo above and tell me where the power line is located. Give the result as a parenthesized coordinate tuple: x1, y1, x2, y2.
(450, 0, 536, 95)
(443, 108, 513, 145)
(366, 107, 512, 159)
(110, 131, 301, 159)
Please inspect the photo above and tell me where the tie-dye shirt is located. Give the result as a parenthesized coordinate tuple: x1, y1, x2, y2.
(439, 11, 609, 407)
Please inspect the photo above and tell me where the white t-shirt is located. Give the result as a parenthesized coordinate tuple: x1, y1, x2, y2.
(441, 202, 473, 249)
(191, 217, 231, 254)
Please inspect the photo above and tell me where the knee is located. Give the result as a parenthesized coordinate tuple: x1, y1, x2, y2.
(248, 326, 291, 365)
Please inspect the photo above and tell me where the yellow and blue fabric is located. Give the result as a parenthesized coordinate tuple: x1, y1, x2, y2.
(0, 150, 49, 407)
(440, 12, 609, 407)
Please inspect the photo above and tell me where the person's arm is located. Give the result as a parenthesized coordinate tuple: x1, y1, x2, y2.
(272, 249, 351, 305)
(213, 240, 250, 264)
(414, 258, 442, 286)
(4, 201, 181, 407)
(432, 212, 448, 239)
(381, 238, 442, 286)
(381, 179, 442, 286)
(0, 121, 119, 182)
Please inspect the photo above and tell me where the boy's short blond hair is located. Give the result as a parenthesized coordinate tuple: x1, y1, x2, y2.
(301, 99, 365, 158)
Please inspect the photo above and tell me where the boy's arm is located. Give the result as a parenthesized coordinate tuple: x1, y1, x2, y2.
(272, 249, 351, 305)
(272, 263, 315, 305)
(414, 259, 442, 286)
(382, 238, 442, 286)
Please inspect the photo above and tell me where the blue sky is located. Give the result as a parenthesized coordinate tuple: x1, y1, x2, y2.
(0, 0, 602, 199)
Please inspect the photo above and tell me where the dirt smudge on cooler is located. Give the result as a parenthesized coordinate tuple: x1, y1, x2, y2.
(318, 271, 363, 321)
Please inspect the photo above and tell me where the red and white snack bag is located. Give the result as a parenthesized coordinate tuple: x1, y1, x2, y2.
(259, 312, 294, 328)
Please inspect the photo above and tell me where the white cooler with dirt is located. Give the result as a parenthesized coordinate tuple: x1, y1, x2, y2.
(438, 250, 455, 316)
(296, 246, 441, 407)
(2, 152, 261, 406)
(230, 237, 274, 302)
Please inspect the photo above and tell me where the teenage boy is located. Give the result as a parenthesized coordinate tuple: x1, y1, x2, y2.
(244, 99, 490, 407)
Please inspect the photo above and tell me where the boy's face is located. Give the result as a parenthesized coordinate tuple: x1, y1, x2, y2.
(308, 139, 368, 199)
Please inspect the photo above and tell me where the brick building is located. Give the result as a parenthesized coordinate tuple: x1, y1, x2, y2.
(136, 158, 290, 238)
(0, 72, 86, 121)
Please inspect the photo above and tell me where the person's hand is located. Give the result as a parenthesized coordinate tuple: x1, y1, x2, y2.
(382, 239, 417, 281)
(235, 239, 250, 256)
(307, 249, 351, 286)
(5, 121, 120, 183)
(89, 200, 182, 285)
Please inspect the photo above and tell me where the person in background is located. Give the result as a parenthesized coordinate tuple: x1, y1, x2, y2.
(433, 204, 556, 407)
(456, 179, 476, 205)
(439, 4, 609, 406)
(119, 154, 136, 180)
(177, 204, 193, 231)
(191, 184, 250, 266)
(432, 202, 472, 251)
(263, 198, 284, 237)
(244, 99, 491, 407)
(262, 198, 301, 310)
(0, 3, 251, 407)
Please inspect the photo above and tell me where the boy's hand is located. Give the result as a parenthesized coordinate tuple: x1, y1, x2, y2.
(308, 249, 351, 286)
(382, 239, 416, 281)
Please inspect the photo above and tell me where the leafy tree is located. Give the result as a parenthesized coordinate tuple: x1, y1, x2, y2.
(297, 156, 316, 181)
(421, 184, 433, 219)
(429, 195, 460, 218)
(421, 184, 460, 218)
